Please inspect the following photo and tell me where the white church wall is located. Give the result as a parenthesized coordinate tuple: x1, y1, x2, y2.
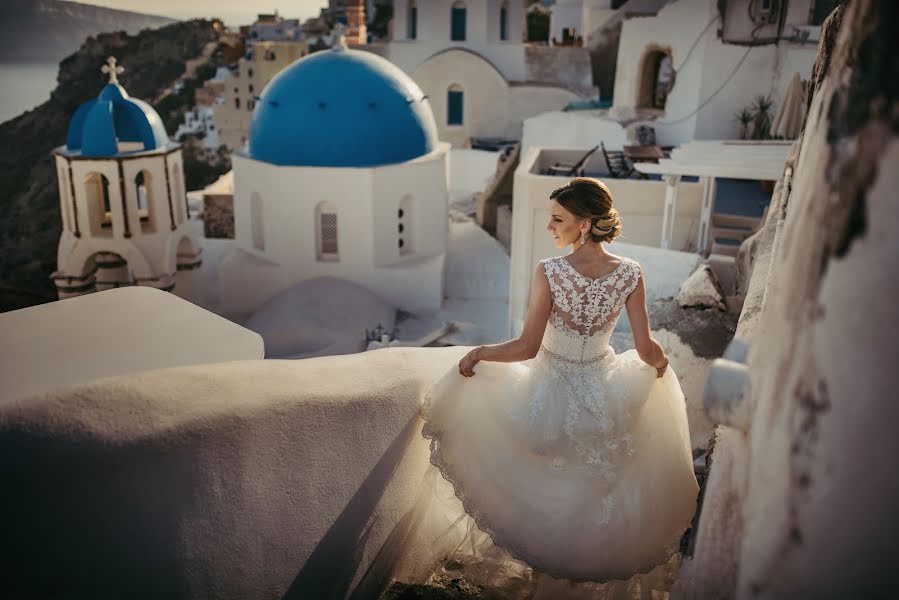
(221, 150, 448, 317)
(371, 150, 449, 269)
(0, 344, 471, 598)
(390, 0, 528, 79)
(53, 149, 200, 296)
(412, 49, 512, 147)
(411, 50, 578, 147)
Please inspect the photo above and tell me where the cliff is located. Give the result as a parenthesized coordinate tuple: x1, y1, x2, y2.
(0, 20, 225, 312)
(0, 0, 175, 63)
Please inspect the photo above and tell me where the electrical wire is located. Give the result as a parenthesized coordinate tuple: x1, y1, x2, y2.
(656, 45, 754, 126)
(674, 16, 718, 72)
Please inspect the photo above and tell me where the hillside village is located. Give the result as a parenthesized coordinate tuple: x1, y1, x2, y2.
(1, 1, 895, 598)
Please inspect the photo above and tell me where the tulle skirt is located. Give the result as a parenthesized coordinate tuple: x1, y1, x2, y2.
(421, 349, 699, 583)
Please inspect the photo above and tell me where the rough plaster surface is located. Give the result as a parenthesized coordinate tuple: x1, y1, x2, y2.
(243, 276, 396, 359)
(677, 3, 899, 596)
(0, 286, 263, 402)
(677, 264, 726, 311)
(0, 346, 471, 600)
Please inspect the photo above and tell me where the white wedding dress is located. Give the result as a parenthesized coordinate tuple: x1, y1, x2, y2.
(421, 255, 699, 584)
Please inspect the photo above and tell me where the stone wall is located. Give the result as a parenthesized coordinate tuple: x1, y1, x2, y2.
(202, 194, 235, 239)
(675, 2, 899, 597)
(523, 45, 596, 98)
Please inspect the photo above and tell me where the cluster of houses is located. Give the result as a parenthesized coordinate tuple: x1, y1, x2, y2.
(48, 0, 824, 355)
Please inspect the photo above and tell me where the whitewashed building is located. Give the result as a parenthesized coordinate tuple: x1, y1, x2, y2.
(612, 0, 822, 145)
(386, 0, 595, 146)
(218, 44, 451, 316)
(548, 0, 618, 46)
(51, 58, 202, 299)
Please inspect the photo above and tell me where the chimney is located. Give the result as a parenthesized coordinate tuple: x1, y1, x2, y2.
(345, 0, 367, 45)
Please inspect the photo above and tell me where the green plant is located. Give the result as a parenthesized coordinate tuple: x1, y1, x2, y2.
(734, 108, 753, 140)
(750, 94, 775, 140)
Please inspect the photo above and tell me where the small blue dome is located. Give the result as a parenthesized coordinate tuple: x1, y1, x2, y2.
(248, 48, 439, 168)
(66, 82, 169, 156)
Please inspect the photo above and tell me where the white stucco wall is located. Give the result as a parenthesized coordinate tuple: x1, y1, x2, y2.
(521, 110, 630, 154)
(220, 145, 450, 316)
(612, 0, 817, 146)
(410, 49, 579, 146)
(390, 0, 528, 78)
(0, 345, 471, 599)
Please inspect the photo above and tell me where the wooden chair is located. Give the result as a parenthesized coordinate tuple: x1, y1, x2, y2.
(546, 145, 599, 177)
(600, 142, 637, 179)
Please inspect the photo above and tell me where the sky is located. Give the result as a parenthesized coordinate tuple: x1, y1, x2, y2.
(65, 0, 330, 28)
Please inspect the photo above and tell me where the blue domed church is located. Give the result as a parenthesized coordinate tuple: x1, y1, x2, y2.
(219, 42, 451, 316)
(51, 57, 202, 298)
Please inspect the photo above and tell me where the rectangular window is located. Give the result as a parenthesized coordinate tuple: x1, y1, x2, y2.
(451, 7, 466, 41)
(500, 7, 507, 40)
(409, 6, 417, 39)
(447, 90, 464, 125)
(320, 212, 338, 256)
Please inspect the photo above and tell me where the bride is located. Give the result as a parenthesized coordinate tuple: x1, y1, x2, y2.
(421, 177, 699, 584)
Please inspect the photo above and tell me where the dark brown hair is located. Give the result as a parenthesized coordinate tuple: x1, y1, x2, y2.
(549, 177, 622, 243)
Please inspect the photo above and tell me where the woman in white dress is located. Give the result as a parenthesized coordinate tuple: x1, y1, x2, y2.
(422, 177, 699, 583)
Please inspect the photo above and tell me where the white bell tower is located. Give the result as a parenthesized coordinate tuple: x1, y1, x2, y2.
(51, 57, 202, 299)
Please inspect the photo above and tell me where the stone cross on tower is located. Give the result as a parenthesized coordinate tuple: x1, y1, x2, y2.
(101, 56, 124, 84)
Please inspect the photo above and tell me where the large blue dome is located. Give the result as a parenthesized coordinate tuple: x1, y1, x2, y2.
(247, 48, 439, 168)
(66, 82, 170, 157)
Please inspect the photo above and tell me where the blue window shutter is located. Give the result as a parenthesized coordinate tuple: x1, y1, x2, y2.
(448, 90, 464, 125)
(451, 7, 466, 41)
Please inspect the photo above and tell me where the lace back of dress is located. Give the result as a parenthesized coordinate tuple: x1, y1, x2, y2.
(544, 257, 640, 339)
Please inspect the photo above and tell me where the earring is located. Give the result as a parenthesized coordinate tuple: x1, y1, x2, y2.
(580, 231, 586, 245)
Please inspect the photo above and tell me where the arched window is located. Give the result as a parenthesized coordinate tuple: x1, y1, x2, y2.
(408, 1, 418, 39)
(251, 192, 265, 251)
(500, 1, 508, 41)
(135, 170, 155, 233)
(316, 201, 339, 261)
(447, 84, 464, 126)
(451, 1, 467, 41)
(235, 97, 241, 110)
(85, 172, 112, 236)
(638, 48, 674, 110)
(398, 195, 413, 256)
(135, 171, 149, 212)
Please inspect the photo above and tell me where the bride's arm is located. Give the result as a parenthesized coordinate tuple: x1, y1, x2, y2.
(624, 268, 669, 377)
(458, 262, 551, 376)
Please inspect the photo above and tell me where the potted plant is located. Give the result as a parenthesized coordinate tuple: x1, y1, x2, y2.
(750, 94, 775, 140)
(734, 108, 753, 140)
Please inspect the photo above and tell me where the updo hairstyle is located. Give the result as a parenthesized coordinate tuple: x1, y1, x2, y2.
(549, 177, 622, 243)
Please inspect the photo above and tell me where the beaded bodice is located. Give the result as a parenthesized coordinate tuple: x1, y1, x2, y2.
(539, 255, 641, 364)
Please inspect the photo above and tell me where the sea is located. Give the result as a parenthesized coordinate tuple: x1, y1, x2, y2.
(0, 62, 59, 124)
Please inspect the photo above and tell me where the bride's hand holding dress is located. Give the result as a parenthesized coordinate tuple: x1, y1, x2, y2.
(423, 254, 699, 582)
